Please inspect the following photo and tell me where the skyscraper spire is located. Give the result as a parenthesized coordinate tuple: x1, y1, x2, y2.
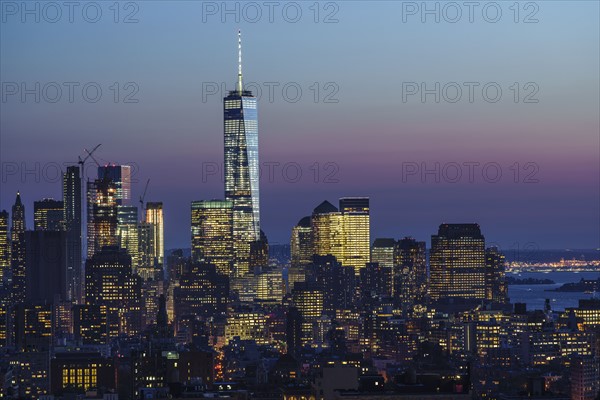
(237, 29, 243, 94)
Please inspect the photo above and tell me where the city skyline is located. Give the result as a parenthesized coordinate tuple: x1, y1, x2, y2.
(1, 2, 599, 249)
(0, 6, 599, 398)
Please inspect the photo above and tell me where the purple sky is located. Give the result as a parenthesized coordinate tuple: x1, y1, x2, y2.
(1, 2, 599, 250)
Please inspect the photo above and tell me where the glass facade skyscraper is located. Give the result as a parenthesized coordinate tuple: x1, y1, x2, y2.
(224, 31, 260, 279)
(63, 166, 82, 302)
(97, 165, 131, 205)
(191, 200, 233, 277)
(429, 223, 486, 301)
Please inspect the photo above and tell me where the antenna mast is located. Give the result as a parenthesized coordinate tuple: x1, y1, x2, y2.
(237, 30, 243, 94)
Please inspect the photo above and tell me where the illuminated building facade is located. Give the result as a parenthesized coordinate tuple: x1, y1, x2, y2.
(73, 304, 108, 344)
(394, 237, 427, 306)
(224, 31, 260, 280)
(84, 246, 142, 336)
(0, 210, 9, 283)
(225, 312, 268, 344)
(174, 262, 229, 326)
(485, 246, 508, 303)
(50, 352, 115, 395)
(14, 303, 53, 352)
(429, 224, 486, 301)
(63, 166, 82, 302)
(11, 192, 26, 304)
(97, 164, 131, 205)
(256, 268, 284, 302)
(311, 198, 370, 275)
(191, 200, 233, 276)
(289, 216, 312, 291)
(146, 202, 164, 267)
(117, 205, 139, 268)
(86, 178, 118, 258)
(339, 197, 370, 274)
(33, 198, 63, 231)
(137, 221, 157, 280)
(371, 238, 395, 268)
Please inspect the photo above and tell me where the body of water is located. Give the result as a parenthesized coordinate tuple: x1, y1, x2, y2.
(508, 271, 600, 311)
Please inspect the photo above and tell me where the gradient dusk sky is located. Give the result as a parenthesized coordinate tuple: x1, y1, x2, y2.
(1, 1, 599, 251)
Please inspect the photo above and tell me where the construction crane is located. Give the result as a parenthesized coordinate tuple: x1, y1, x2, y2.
(139, 179, 150, 220)
(78, 144, 101, 168)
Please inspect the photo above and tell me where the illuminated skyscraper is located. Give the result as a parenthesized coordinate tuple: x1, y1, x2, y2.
(97, 165, 131, 205)
(311, 198, 370, 275)
(191, 200, 233, 277)
(429, 224, 486, 301)
(485, 246, 508, 303)
(371, 238, 395, 269)
(33, 199, 64, 231)
(11, 192, 26, 304)
(224, 31, 260, 279)
(145, 202, 164, 267)
(117, 205, 139, 268)
(394, 237, 426, 307)
(311, 200, 343, 260)
(289, 217, 312, 292)
(338, 197, 370, 274)
(137, 222, 157, 280)
(174, 262, 229, 325)
(290, 216, 312, 263)
(0, 210, 9, 283)
(63, 166, 82, 302)
(85, 246, 142, 336)
(86, 178, 118, 258)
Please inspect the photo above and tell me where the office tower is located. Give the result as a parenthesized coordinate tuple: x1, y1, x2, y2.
(224, 31, 260, 279)
(306, 255, 357, 318)
(256, 268, 284, 302)
(137, 221, 157, 280)
(570, 355, 599, 400)
(371, 238, 395, 268)
(338, 197, 370, 274)
(291, 216, 312, 267)
(86, 178, 118, 258)
(485, 247, 508, 303)
(33, 199, 64, 231)
(289, 217, 312, 291)
(429, 224, 486, 301)
(141, 279, 163, 328)
(85, 246, 142, 336)
(167, 249, 189, 282)
(360, 263, 393, 307)
(117, 205, 139, 268)
(0, 210, 9, 283)
(97, 164, 131, 205)
(311, 198, 370, 275)
(63, 166, 82, 302)
(286, 306, 303, 356)
(25, 230, 67, 303)
(291, 283, 324, 345)
(11, 192, 26, 304)
(174, 263, 229, 325)
(72, 304, 108, 344)
(250, 230, 269, 269)
(53, 301, 73, 339)
(394, 237, 427, 306)
(191, 200, 233, 277)
(312, 200, 343, 259)
(14, 303, 53, 352)
(145, 202, 164, 268)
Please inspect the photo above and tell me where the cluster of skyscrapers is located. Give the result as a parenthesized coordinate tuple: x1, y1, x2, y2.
(0, 32, 598, 400)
